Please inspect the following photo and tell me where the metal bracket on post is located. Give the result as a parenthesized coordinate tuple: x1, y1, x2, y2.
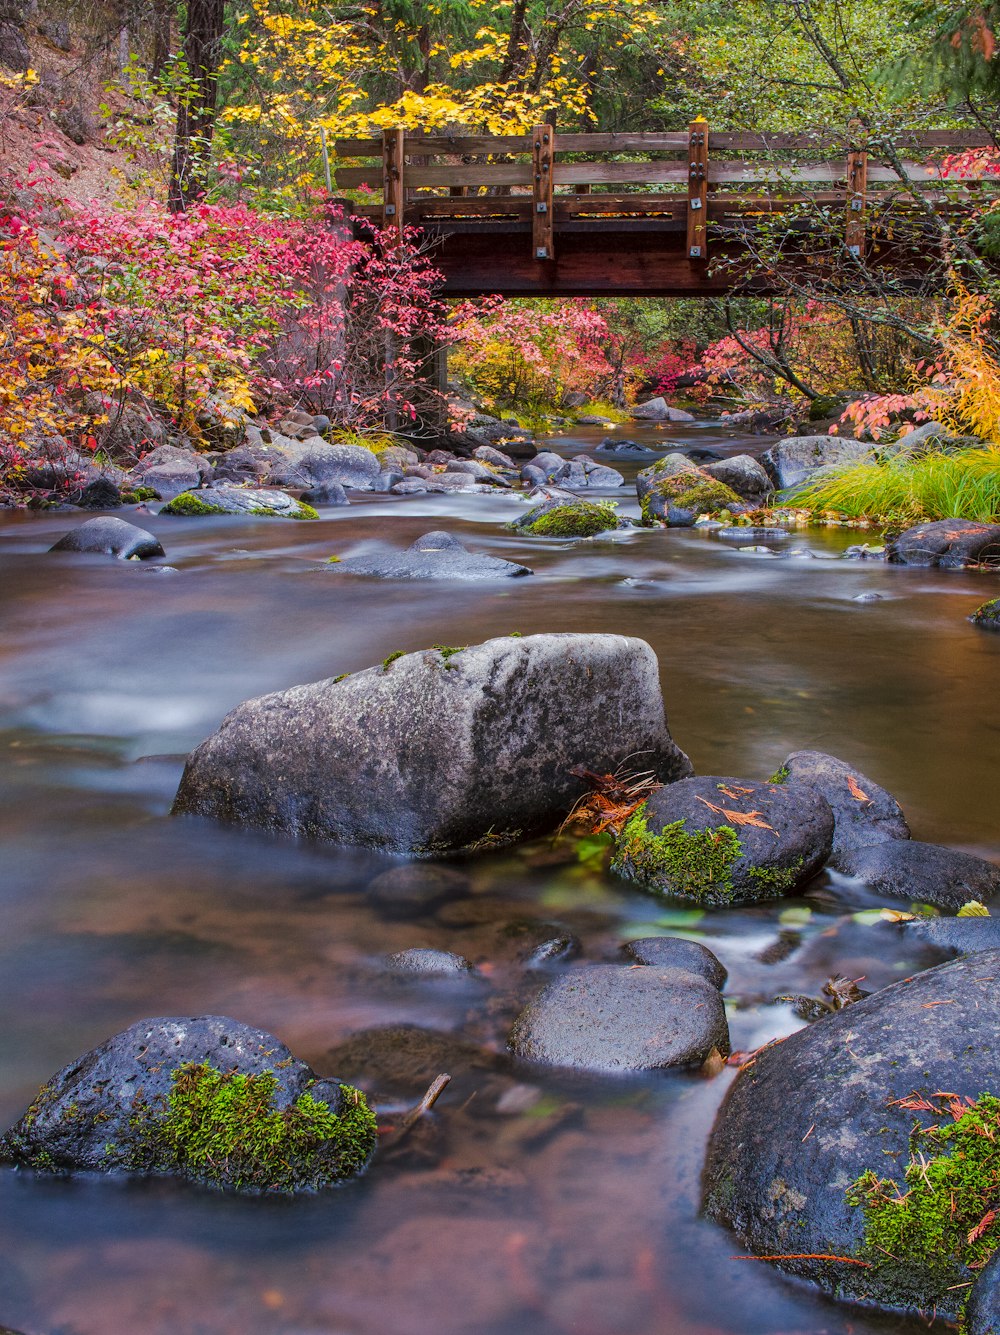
(846, 148, 868, 260)
(532, 123, 555, 261)
(382, 127, 405, 239)
(687, 117, 709, 263)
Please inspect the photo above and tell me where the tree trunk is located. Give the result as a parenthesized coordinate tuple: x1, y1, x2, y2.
(168, 0, 225, 212)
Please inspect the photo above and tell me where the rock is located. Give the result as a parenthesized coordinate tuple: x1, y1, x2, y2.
(210, 446, 266, 484)
(507, 499, 624, 537)
(969, 1249, 1000, 1335)
(301, 481, 349, 506)
(640, 472, 741, 527)
(376, 444, 420, 472)
(634, 453, 702, 501)
(312, 414, 331, 435)
(49, 517, 164, 561)
(374, 471, 404, 493)
(703, 952, 1000, 1318)
(508, 963, 729, 1072)
(621, 936, 728, 987)
(384, 948, 474, 976)
(902, 915, 1000, 959)
(0, 18, 29, 70)
(196, 393, 251, 449)
(85, 396, 169, 457)
(53, 100, 91, 145)
(160, 487, 317, 519)
(38, 18, 71, 49)
(522, 933, 580, 968)
(703, 454, 773, 499)
(445, 458, 510, 486)
(971, 597, 1000, 631)
(130, 444, 213, 499)
(836, 840, 1000, 910)
(887, 519, 1000, 569)
(631, 398, 695, 422)
(778, 750, 910, 869)
(574, 413, 614, 425)
(596, 438, 659, 457)
(325, 1025, 500, 1102)
(0, 1015, 376, 1194)
(333, 531, 532, 581)
(172, 633, 692, 855)
(568, 454, 625, 488)
(613, 776, 833, 907)
(367, 865, 470, 918)
(853, 592, 885, 602)
(265, 440, 380, 491)
(687, 447, 723, 462)
(77, 475, 123, 510)
(521, 450, 569, 483)
(760, 436, 872, 490)
(715, 526, 790, 542)
(473, 445, 518, 472)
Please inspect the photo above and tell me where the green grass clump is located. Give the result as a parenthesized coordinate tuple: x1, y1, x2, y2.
(568, 398, 631, 424)
(847, 1093, 1000, 1309)
(125, 1062, 376, 1193)
(768, 764, 790, 785)
(612, 806, 742, 905)
(787, 445, 1000, 525)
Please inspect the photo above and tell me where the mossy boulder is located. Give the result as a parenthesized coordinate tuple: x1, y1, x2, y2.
(172, 633, 692, 855)
(640, 473, 741, 527)
(634, 453, 702, 502)
(0, 1016, 376, 1194)
(612, 776, 833, 906)
(161, 486, 317, 519)
(971, 597, 1000, 631)
(506, 499, 624, 538)
(703, 951, 1000, 1319)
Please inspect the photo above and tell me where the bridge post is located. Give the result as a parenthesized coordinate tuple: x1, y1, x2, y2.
(532, 123, 555, 260)
(687, 117, 709, 263)
(382, 127, 405, 238)
(846, 149, 868, 259)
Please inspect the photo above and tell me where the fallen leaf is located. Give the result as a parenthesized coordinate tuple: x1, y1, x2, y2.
(695, 795, 776, 831)
(846, 774, 870, 803)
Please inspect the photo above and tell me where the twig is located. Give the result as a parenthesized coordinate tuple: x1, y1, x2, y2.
(381, 1073, 451, 1147)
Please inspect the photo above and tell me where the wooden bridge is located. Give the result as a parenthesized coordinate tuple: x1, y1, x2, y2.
(332, 122, 994, 296)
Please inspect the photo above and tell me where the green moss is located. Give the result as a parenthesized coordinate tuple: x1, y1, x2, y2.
(768, 764, 790, 785)
(510, 501, 620, 538)
(612, 806, 742, 905)
(970, 597, 1000, 629)
(327, 556, 342, 563)
(290, 502, 319, 520)
(640, 473, 740, 526)
(121, 487, 157, 503)
(123, 1062, 376, 1193)
(432, 643, 466, 668)
(746, 860, 803, 894)
(381, 650, 405, 671)
(847, 1093, 1000, 1313)
(332, 673, 348, 683)
(161, 492, 227, 516)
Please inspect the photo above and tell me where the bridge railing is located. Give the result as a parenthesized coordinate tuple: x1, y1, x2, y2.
(332, 122, 996, 263)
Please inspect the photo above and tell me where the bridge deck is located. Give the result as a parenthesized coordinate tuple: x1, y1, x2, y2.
(332, 124, 995, 297)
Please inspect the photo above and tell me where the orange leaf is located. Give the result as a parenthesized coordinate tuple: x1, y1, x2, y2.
(718, 784, 755, 800)
(846, 774, 870, 803)
(969, 1210, 997, 1245)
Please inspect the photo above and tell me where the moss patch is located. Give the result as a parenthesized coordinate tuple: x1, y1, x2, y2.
(746, 859, 803, 895)
(641, 474, 740, 526)
(121, 1062, 376, 1193)
(970, 597, 1000, 630)
(432, 643, 466, 668)
(612, 806, 742, 905)
(161, 492, 227, 516)
(768, 764, 790, 785)
(510, 501, 620, 538)
(381, 650, 405, 671)
(847, 1092, 1000, 1312)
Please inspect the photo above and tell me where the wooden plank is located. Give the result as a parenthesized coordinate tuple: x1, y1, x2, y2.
(405, 197, 532, 217)
(382, 127, 404, 234)
(400, 133, 529, 154)
(532, 123, 555, 260)
(333, 138, 382, 156)
(846, 149, 868, 258)
(710, 130, 994, 151)
(688, 118, 709, 261)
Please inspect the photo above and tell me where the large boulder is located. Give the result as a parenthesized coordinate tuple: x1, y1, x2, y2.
(264, 440, 380, 492)
(160, 487, 317, 519)
(130, 444, 213, 499)
(635, 453, 701, 501)
(969, 1250, 1000, 1335)
(837, 840, 1000, 910)
(902, 914, 1000, 959)
(613, 776, 833, 906)
(631, 398, 695, 422)
(507, 499, 625, 537)
(703, 454, 773, 500)
(640, 472, 741, 527)
(49, 517, 164, 560)
(508, 963, 728, 1072)
(0, 1016, 376, 1194)
(761, 436, 872, 490)
(332, 531, 532, 581)
(703, 952, 1000, 1318)
(887, 519, 1000, 569)
(172, 634, 692, 855)
(777, 750, 909, 869)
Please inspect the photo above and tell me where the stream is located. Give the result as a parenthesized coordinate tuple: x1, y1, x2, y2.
(1, 421, 998, 1335)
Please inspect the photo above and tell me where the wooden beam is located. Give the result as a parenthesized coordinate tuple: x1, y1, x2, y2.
(846, 149, 868, 258)
(382, 127, 405, 235)
(532, 123, 555, 260)
(687, 118, 709, 262)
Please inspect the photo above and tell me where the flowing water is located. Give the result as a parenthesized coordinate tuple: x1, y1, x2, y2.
(1, 422, 998, 1335)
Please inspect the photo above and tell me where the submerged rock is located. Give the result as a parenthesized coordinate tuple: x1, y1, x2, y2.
(777, 750, 910, 869)
(613, 776, 833, 907)
(0, 1016, 376, 1194)
(887, 519, 1000, 568)
(902, 914, 1000, 959)
(333, 531, 532, 580)
(509, 963, 728, 1072)
(383, 948, 474, 976)
(172, 634, 692, 855)
(301, 481, 349, 506)
(367, 864, 470, 918)
(49, 516, 164, 560)
(507, 499, 624, 537)
(160, 487, 317, 519)
(703, 952, 1000, 1318)
(836, 840, 1000, 909)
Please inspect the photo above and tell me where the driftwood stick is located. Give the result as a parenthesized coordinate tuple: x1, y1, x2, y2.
(382, 1073, 451, 1147)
